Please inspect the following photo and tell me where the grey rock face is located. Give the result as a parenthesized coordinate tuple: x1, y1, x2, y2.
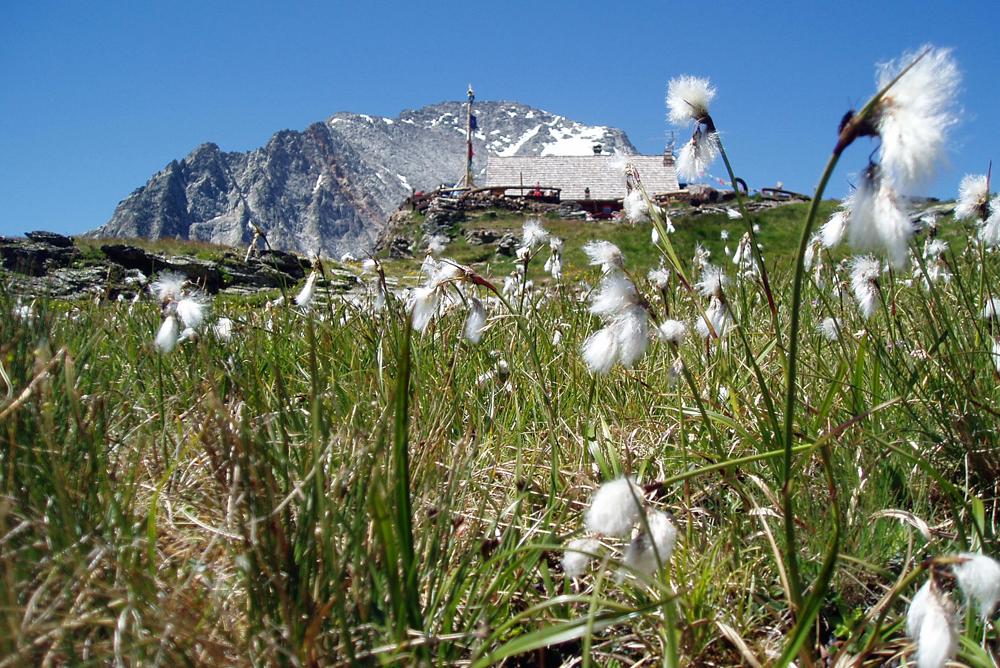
(95, 101, 636, 256)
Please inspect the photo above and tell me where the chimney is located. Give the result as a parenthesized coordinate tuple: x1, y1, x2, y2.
(663, 146, 675, 167)
(592, 143, 603, 155)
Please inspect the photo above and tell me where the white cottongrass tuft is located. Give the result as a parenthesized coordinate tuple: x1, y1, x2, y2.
(619, 510, 677, 579)
(979, 196, 1000, 248)
(906, 580, 932, 641)
(993, 339, 1000, 374)
(981, 297, 1000, 320)
(463, 297, 487, 344)
(590, 274, 640, 319)
(361, 258, 378, 274)
(648, 267, 671, 290)
(726, 207, 742, 220)
(581, 326, 620, 375)
(581, 273, 650, 373)
(696, 299, 732, 339)
(212, 317, 233, 342)
(676, 130, 720, 182)
(657, 320, 687, 345)
(817, 317, 841, 342)
(909, 583, 957, 668)
(695, 265, 729, 298)
(177, 327, 198, 344)
(952, 552, 1000, 619)
(295, 272, 318, 309)
(583, 240, 625, 273)
(954, 174, 990, 221)
(666, 75, 715, 125)
(410, 286, 440, 333)
(544, 252, 562, 280)
(875, 46, 960, 190)
(150, 272, 186, 305)
(522, 218, 549, 248)
(923, 239, 948, 259)
(154, 315, 179, 353)
(613, 305, 651, 367)
(821, 206, 849, 249)
(562, 538, 602, 578)
(848, 172, 913, 269)
(584, 477, 644, 537)
(850, 255, 881, 319)
(176, 295, 208, 330)
(623, 190, 650, 224)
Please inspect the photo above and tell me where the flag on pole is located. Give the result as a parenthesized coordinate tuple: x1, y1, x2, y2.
(470, 114, 478, 131)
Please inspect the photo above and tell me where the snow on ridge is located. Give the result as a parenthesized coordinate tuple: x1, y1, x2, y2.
(397, 173, 411, 190)
(383, 118, 394, 125)
(497, 124, 542, 157)
(540, 125, 610, 156)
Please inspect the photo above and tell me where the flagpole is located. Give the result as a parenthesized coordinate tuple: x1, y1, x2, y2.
(465, 84, 475, 188)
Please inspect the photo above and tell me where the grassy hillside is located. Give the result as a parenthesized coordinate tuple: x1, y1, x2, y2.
(384, 199, 842, 285)
(3, 194, 998, 665)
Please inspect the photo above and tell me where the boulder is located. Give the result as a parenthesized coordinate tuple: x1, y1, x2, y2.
(465, 228, 501, 245)
(25, 231, 74, 247)
(1, 237, 79, 276)
(495, 233, 519, 257)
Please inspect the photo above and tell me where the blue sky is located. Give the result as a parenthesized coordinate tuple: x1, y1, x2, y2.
(1, 1, 997, 237)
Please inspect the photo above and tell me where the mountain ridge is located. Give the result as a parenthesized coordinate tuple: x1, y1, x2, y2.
(93, 101, 638, 256)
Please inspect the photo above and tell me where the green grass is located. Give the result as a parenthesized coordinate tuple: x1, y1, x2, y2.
(2, 200, 999, 666)
(388, 201, 840, 286)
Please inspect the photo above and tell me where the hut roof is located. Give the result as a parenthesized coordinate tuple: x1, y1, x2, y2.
(484, 154, 680, 200)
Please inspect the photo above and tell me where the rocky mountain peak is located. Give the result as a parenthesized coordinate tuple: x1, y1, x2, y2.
(94, 100, 637, 256)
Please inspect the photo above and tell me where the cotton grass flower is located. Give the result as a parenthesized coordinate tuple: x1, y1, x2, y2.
(583, 240, 624, 274)
(954, 174, 990, 222)
(647, 267, 671, 290)
(176, 295, 208, 329)
(623, 190, 650, 224)
(581, 273, 651, 373)
(667, 75, 715, 125)
(584, 477, 644, 537)
(848, 167, 913, 269)
(562, 538, 602, 578)
(696, 298, 732, 340)
(295, 271, 318, 309)
(155, 314, 179, 353)
(952, 552, 1000, 619)
(657, 320, 687, 345)
(667, 75, 720, 182)
(978, 196, 1000, 248)
(212, 317, 233, 342)
(874, 46, 960, 189)
(850, 255, 881, 319)
(150, 272, 186, 305)
(821, 201, 850, 249)
(463, 297, 487, 344)
(522, 218, 549, 248)
(695, 265, 728, 299)
(619, 510, 677, 580)
(410, 286, 440, 333)
(676, 131, 720, 182)
(981, 297, 1000, 320)
(817, 317, 842, 342)
(906, 580, 957, 668)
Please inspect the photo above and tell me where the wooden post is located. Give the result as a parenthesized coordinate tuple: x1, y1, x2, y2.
(464, 85, 475, 188)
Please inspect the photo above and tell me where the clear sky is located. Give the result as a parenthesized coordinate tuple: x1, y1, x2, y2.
(1, 1, 997, 237)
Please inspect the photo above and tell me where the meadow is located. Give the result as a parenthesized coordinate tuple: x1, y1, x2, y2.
(3, 46, 1000, 667)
